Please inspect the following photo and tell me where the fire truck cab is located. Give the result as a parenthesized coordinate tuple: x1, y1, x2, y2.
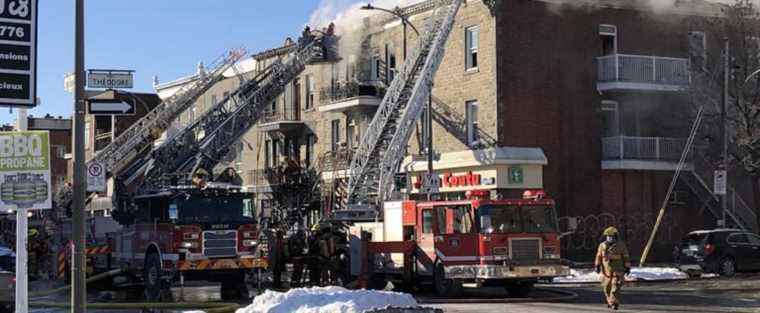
(354, 190, 570, 296)
(107, 184, 267, 300)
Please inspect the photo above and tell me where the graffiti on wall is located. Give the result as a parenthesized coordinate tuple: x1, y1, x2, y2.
(562, 209, 679, 252)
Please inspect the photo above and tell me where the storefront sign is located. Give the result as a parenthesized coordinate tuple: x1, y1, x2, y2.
(413, 171, 494, 190)
(0, 0, 38, 107)
(0, 130, 51, 210)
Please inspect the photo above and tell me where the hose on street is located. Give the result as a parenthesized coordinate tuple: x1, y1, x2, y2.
(28, 268, 241, 313)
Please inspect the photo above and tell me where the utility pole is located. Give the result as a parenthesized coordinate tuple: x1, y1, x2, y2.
(721, 38, 729, 227)
(72, 0, 87, 312)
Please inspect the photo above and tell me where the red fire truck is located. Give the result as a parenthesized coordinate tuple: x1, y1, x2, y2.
(101, 184, 266, 300)
(352, 190, 570, 296)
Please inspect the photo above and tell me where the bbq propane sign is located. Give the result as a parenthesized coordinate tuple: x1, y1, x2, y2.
(0, 0, 37, 107)
(0, 131, 51, 210)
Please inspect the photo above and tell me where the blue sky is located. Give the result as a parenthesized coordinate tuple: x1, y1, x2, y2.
(0, 1, 327, 124)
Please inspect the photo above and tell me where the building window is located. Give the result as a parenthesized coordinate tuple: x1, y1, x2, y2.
(465, 26, 479, 70)
(599, 24, 617, 55)
(53, 145, 66, 158)
(331, 119, 341, 152)
(466, 100, 479, 147)
(689, 31, 707, 70)
(305, 75, 314, 109)
(264, 140, 271, 168)
(211, 94, 218, 107)
(385, 44, 397, 84)
(272, 139, 281, 166)
(306, 134, 315, 167)
(601, 100, 620, 137)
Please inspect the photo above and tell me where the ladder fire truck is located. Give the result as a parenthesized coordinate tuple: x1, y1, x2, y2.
(58, 31, 332, 300)
(331, 0, 571, 296)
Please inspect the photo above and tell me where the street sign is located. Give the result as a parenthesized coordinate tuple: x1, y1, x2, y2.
(86, 161, 105, 192)
(714, 170, 727, 195)
(0, 131, 51, 210)
(0, 0, 38, 107)
(87, 69, 133, 89)
(420, 173, 440, 194)
(88, 99, 135, 115)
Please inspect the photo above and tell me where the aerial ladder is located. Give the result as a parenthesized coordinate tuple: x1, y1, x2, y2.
(54, 50, 244, 209)
(112, 33, 329, 216)
(345, 0, 462, 208)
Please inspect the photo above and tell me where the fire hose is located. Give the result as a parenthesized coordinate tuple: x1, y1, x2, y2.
(27, 268, 241, 313)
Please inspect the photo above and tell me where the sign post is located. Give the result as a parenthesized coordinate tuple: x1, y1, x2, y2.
(714, 170, 727, 196)
(0, 0, 38, 107)
(0, 131, 51, 313)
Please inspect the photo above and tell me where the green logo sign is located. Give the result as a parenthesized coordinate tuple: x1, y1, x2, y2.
(0, 131, 51, 210)
(508, 166, 524, 184)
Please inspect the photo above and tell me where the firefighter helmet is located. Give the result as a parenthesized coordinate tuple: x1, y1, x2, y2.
(603, 226, 619, 236)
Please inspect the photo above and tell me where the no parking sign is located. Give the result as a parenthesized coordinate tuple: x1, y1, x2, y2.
(87, 161, 105, 192)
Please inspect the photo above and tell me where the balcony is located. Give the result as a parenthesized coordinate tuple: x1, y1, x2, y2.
(597, 54, 690, 92)
(257, 109, 306, 133)
(318, 81, 384, 113)
(602, 136, 692, 171)
(318, 147, 354, 175)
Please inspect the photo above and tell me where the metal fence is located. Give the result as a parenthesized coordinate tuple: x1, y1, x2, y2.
(602, 136, 689, 161)
(319, 81, 385, 104)
(318, 147, 354, 172)
(261, 108, 300, 123)
(597, 54, 690, 85)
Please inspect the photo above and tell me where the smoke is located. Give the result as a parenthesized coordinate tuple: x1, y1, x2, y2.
(307, 0, 425, 82)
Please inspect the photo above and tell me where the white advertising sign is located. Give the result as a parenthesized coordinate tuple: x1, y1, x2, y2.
(0, 130, 51, 210)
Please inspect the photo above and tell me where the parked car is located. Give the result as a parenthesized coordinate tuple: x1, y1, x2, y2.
(675, 228, 760, 277)
(0, 268, 12, 313)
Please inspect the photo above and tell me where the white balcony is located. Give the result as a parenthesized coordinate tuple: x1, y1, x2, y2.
(597, 54, 690, 92)
(318, 82, 384, 113)
(602, 136, 692, 171)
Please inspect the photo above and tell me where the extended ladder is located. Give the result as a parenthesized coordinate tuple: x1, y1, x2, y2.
(115, 34, 327, 204)
(91, 50, 245, 177)
(346, 0, 462, 205)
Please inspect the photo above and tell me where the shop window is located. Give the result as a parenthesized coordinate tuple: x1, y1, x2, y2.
(465, 26, 479, 70)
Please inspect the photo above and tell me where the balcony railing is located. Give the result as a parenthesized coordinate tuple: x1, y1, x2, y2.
(319, 81, 385, 104)
(318, 147, 354, 172)
(602, 136, 690, 162)
(597, 54, 690, 89)
(247, 168, 282, 187)
(261, 109, 301, 124)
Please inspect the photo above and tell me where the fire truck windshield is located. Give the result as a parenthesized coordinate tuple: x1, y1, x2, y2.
(478, 204, 558, 234)
(174, 195, 254, 224)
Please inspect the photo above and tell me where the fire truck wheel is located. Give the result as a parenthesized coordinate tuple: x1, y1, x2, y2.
(143, 252, 163, 301)
(434, 262, 462, 297)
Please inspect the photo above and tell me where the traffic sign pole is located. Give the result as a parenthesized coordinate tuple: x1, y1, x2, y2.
(15, 208, 28, 313)
(72, 0, 87, 312)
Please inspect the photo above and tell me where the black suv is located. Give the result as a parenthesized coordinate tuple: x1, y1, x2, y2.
(675, 229, 760, 277)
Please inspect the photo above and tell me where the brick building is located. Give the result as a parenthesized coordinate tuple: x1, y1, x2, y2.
(154, 0, 755, 261)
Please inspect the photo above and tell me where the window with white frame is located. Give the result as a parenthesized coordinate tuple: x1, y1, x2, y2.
(305, 75, 314, 109)
(465, 26, 479, 70)
(466, 100, 479, 146)
(331, 119, 341, 152)
(599, 24, 617, 55)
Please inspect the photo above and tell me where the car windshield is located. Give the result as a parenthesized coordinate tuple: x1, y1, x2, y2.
(477, 204, 558, 233)
(175, 195, 254, 223)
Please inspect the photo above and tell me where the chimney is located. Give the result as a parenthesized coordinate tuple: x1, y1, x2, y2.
(152, 75, 159, 87)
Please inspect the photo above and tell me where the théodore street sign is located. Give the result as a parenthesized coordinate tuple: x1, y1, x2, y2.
(0, 1, 38, 107)
(0, 131, 51, 210)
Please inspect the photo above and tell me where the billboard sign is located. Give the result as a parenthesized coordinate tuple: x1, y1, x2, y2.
(0, 130, 51, 210)
(0, 0, 38, 107)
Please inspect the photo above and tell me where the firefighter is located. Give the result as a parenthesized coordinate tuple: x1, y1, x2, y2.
(288, 227, 308, 287)
(595, 226, 631, 310)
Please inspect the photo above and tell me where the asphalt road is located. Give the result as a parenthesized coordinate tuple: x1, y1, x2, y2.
(434, 275, 760, 313)
(25, 274, 760, 313)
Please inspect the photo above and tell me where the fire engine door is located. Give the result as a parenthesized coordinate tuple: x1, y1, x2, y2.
(433, 205, 478, 265)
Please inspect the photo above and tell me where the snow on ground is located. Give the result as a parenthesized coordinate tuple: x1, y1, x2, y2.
(553, 267, 689, 283)
(235, 286, 419, 313)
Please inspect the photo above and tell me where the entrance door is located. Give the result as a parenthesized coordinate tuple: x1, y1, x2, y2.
(433, 205, 478, 265)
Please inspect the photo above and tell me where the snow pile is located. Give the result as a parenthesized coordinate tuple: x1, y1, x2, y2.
(236, 286, 419, 313)
(553, 267, 688, 283)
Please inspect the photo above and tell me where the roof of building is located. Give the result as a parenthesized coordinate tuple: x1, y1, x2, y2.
(251, 38, 296, 61)
(27, 117, 72, 131)
(535, 0, 724, 16)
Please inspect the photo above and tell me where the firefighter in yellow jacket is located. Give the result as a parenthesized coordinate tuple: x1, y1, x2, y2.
(595, 226, 630, 310)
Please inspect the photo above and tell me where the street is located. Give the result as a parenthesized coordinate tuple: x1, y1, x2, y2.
(435, 275, 760, 313)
